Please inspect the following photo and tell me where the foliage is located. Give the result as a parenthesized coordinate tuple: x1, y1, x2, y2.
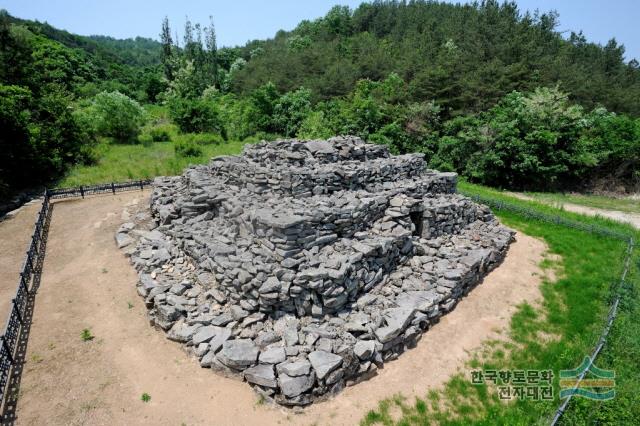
(167, 95, 225, 135)
(174, 139, 203, 157)
(431, 87, 640, 190)
(141, 393, 151, 403)
(232, 1, 640, 117)
(88, 91, 146, 143)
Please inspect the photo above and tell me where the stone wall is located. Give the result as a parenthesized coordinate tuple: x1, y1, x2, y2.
(118, 136, 514, 406)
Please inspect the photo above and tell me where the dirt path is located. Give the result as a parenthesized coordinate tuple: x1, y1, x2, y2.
(12, 193, 551, 426)
(508, 192, 640, 229)
(0, 200, 43, 322)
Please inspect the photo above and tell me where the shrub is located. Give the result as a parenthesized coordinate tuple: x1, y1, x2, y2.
(149, 127, 171, 142)
(91, 91, 146, 143)
(174, 139, 203, 157)
(138, 133, 153, 147)
(168, 96, 225, 136)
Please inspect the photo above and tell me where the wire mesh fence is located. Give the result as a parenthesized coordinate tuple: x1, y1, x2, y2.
(460, 191, 636, 425)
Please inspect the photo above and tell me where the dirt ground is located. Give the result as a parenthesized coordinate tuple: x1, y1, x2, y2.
(508, 192, 640, 229)
(0, 200, 43, 321)
(6, 192, 551, 426)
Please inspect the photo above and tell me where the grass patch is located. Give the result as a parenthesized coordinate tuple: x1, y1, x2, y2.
(58, 139, 251, 187)
(524, 191, 640, 215)
(141, 392, 151, 403)
(362, 184, 639, 425)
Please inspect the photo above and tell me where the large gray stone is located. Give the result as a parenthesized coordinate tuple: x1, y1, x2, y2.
(217, 339, 259, 370)
(278, 372, 315, 397)
(244, 364, 277, 388)
(308, 351, 343, 380)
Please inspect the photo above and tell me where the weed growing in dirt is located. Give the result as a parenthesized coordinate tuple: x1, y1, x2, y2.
(101, 268, 108, 274)
(141, 393, 151, 403)
(30, 353, 43, 363)
(81, 329, 94, 341)
(127, 301, 134, 309)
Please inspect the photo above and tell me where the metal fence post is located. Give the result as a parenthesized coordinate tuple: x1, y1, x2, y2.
(79, 186, 84, 198)
(111, 182, 116, 194)
(1, 336, 13, 364)
(12, 300, 23, 325)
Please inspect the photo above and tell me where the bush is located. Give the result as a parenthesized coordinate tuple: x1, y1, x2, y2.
(174, 139, 203, 157)
(138, 133, 153, 147)
(91, 91, 146, 143)
(168, 96, 225, 136)
(149, 127, 171, 142)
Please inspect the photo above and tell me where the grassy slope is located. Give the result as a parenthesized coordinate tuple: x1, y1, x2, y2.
(57, 140, 249, 187)
(363, 182, 639, 425)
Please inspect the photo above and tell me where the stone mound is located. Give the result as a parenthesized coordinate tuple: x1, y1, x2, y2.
(117, 136, 514, 406)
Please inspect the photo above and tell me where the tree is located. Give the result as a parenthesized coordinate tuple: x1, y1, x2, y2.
(160, 16, 174, 81)
(90, 91, 146, 143)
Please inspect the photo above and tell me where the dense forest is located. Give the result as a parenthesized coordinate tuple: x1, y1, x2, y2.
(1, 1, 639, 201)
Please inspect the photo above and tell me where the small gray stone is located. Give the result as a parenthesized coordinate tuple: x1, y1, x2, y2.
(192, 326, 218, 345)
(276, 360, 312, 377)
(354, 340, 375, 360)
(259, 347, 286, 364)
(258, 277, 281, 294)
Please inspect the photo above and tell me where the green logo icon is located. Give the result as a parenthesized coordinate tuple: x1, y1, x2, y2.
(559, 356, 615, 400)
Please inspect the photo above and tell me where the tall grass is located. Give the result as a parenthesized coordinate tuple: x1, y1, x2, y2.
(57, 140, 250, 187)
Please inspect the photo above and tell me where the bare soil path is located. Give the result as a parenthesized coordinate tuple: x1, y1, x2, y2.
(0, 201, 43, 322)
(508, 192, 640, 229)
(8, 193, 551, 426)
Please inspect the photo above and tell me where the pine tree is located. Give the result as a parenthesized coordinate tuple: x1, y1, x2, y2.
(160, 16, 174, 81)
(204, 16, 218, 87)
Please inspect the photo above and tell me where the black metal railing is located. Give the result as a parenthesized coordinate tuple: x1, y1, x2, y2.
(0, 190, 50, 413)
(0, 179, 152, 416)
(48, 179, 151, 199)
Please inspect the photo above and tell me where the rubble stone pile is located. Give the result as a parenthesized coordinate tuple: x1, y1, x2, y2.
(117, 136, 514, 406)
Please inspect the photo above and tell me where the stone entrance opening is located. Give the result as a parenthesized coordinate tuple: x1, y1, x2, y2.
(410, 211, 424, 236)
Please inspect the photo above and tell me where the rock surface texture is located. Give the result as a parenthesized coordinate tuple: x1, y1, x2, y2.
(117, 136, 515, 406)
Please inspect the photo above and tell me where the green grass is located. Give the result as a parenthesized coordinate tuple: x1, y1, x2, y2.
(523, 191, 640, 215)
(57, 140, 249, 187)
(362, 183, 639, 425)
(81, 328, 94, 342)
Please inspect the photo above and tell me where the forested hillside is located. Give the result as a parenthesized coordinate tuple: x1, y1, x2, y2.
(1, 1, 639, 202)
(232, 1, 640, 117)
